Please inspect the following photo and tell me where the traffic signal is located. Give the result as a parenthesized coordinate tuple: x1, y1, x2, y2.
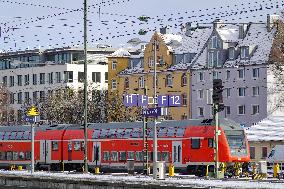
(212, 79, 224, 104)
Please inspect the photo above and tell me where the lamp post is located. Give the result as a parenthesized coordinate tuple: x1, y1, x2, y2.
(83, 0, 88, 173)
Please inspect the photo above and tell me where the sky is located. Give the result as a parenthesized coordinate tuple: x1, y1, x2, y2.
(0, 0, 283, 52)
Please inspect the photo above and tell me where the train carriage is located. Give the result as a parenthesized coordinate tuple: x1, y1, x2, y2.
(0, 119, 250, 175)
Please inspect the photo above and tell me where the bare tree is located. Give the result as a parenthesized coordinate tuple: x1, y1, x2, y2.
(0, 84, 9, 125)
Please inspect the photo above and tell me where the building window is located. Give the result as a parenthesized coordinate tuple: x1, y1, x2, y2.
(24, 74, 29, 86)
(181, 73, 187, 86)
(198, 107, 204, 117)
(253, 68, 260, 78)
(198, 90, 204, 99)
(64, 71, 73, 83)
(238, 69, 245, 79)
(228, 48, 235, 60)
(252, 86, 259, 96)
(182, 94, 187, 106)
(166, 74, 173, 87)
(17, 92, 22, 104)
(40, 91, 45, 102)
(112, 60, 117, 70)
(78, 72, 84, 83)
(148, 57, 154, 67)
(198, 72, 204, 81)
(139, 76, 145, 88)
(55, 72, 61, 83)
(240, 46, 249, 59)
(105, 72, 108, 83)
(33, 74, 37, 85)
(124, 77, 129, 89)
(9, 93, 15, 104)
(262, 147, 268, 159)
(250, 146, 255, 159)
(48, 72, 53, 84)
(24, 92, 30, 103)
(17, 75, 22, 86)
(225, 106, 231, 117)
(212, 71, 219, 79)
(238, 87, 246, 96)
(238, 105, 245, 115)
(252, 105, 259, 115)
(226, 88, 231, 98)
(39, 73, 45, 84)
(111, 79, 117, 89)
(2, 76, 7, 86)
(191, 138, 201, 149)
(9, 76, 14, 87)
(226, 70, 230, 80)
(211, 36, 218, 49)
(92, 72, 101, 83)
(33, 91, 38, 104)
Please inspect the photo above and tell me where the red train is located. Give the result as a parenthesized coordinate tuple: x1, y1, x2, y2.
(0, 119, 250, 175)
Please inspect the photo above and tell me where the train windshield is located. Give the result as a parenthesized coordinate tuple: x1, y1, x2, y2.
(226, 134, 247, 156)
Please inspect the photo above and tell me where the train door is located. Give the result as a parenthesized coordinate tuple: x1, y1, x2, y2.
(172, 141, 182, 167)
(44, 140, 51, 164)
(40, 140, 46, 163)
(68, 141, 72, 161)
(93, 142, 101, 166)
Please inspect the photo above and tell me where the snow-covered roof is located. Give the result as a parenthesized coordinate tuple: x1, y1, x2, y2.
(157, 33, 183, 52)
(217, 25, 239, 42)
(245, 116, 284, 142)
(108, 48, 131, 57)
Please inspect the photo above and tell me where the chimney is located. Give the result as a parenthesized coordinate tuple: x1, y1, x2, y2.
(213, 19, 224, 30)
(160, 26, 170, 34)
(185, 22, 192, 36)
(239, 24, 248, 39)
(267, 14, 280, 32)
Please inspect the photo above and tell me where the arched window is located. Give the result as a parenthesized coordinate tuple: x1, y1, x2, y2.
(124, 77, 129, 89)
(138, 76, 145, 88)
(166, 74, 173, 87)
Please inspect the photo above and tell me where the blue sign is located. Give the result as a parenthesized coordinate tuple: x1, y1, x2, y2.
(123, 94, 181, 107)
(142, 107, 161, 117)
(24, 115, 35, 123)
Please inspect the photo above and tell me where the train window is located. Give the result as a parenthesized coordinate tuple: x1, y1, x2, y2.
(10, 132, 17, 140)
(6, 151, 12, 160)
(124, 129, 132, 138)
(191, 138, 201, 149)
(158, 152, 161, 161)
(22, 131, 30, 140)
(162, 152, 169, 162)
(176, 128, 185, 137)
(208, 138, 214, 148)
(52, 141, 59, 151)
(26, 152, 31, 160)
(74, 141, 81, 151)
(16, 132, 24, 140)
(116, 129, 125, 138)
(119, 152, 126, 161)
(148, 128, 153, 138)
(0, 132, 4, 140)
(148, 152, 153, 161)
(68, 141, 72, 151)
(103, 152, 110, 161)
(81, 141, 85, 151)
(135, 152, 143, 162)
(108, 129, 116, 138)
(127, 151, 134, 160)
(0, 152, 5, 160)
(92, 129, 100, 139)
(111, 152, 118, 161)
(158, 127, 167, 137)
(3, 132, 10, 140)
(132, 128, 141, 138)
(167, 127, 175, 137)
(19, 152, 25, 160)
(100, 129, 109, 138)
(12, 152, 18, 160)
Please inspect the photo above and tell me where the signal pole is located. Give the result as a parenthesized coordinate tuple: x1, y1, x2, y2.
(83, 0, 88, 173)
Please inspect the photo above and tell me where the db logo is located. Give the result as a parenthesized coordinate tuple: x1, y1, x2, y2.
(7, 144, 12, 149)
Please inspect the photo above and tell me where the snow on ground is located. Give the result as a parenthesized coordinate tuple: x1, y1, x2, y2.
(1, 170, 284, 189)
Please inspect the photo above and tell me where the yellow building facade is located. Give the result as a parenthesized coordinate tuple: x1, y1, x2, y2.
(107, 32, 191, 120)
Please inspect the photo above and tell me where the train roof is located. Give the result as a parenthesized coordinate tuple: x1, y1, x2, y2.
(0, 118, 242, 132)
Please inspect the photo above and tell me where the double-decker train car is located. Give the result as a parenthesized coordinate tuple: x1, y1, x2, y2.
(0, 119, 250, 175)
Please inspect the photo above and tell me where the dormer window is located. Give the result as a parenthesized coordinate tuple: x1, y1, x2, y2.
(228, 48, 235, 60)
(211, 36, 219, 49)
(208, 51, 220, 68)
(240, 46, 249, 59)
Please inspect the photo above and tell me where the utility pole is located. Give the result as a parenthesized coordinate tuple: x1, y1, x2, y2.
(83, 0, 88, 173)
(31, 121, 34, 174)
(153, 37, 158, 178)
